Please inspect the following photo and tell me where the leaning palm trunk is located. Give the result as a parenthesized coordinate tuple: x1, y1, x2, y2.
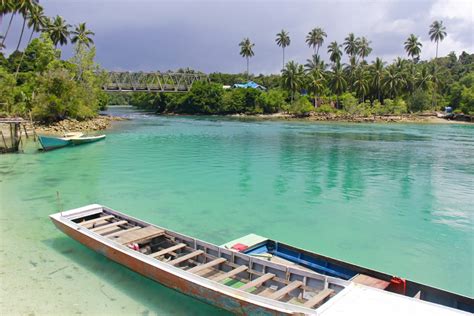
(15, 29, 36, 78)
(1, 13, 15, 46)
(246, 57, 249, 79)
(282, 47, 285, 70)
(15, 17, 27, 51)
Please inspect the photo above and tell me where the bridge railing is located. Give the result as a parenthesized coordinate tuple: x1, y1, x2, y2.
(103, 72, 209, 93)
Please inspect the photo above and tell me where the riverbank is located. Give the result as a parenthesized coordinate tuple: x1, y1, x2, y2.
(34, 115, 128, 134)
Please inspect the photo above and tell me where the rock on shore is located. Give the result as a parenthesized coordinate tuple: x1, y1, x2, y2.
(35, 115, 127, 134)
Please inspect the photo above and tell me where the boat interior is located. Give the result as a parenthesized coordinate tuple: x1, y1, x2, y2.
(70, 209, 348, 311)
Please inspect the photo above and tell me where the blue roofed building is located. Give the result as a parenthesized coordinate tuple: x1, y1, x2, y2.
(232, 81, 267, 91)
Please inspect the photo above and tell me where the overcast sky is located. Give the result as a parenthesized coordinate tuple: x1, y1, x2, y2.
(2, 0, 473, 73)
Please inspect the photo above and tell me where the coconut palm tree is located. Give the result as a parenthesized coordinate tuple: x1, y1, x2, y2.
(308, 69, 326, 107)
(15, 0, 38, 51)
(71, 22, 95, 47)
(239, 37, 255, 78)
(429, 20, 447, 59)
(429, 62, 442, 107)
(404, 34, 422, 62)
(306, 27, 327, 56)
(47, 15, 71, 47)
(344, 56, 358, 87)
(304, 54, 326, 73)
(1, 0, 18, 47)
(281, 61, 305, 102)
(15, 4, 46, 76)
(329, 61, 347, 108)
(357, 36, 372, 62)
(370, 57, 385, 102)
(343, 33, 359, 58)
(416, 65, 431, 90)
(327, 41, 342, 64)
(353, 66, 369, 102)
(383, 66, 405, 99)
(275, 29, 290, 70)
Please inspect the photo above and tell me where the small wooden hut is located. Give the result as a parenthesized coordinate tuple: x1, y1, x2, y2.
(0, 118, 27, 153)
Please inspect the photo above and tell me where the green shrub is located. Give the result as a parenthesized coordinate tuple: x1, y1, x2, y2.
(256, 89, 287, 113)
(407, 90, 431, 112)
(288, 96, 313, 115)
(314, 104, 336, 114)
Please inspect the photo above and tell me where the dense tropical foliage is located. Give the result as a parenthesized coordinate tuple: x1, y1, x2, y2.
(0, 0, 107, 122)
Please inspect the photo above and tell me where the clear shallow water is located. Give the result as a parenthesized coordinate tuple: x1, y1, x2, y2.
(1, 108, 473, 315)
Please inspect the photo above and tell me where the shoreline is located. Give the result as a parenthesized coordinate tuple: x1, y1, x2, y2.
(159, 112, 473, 124)
(33, 115, 128, 134)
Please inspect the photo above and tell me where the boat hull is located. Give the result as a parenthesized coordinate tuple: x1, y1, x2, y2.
(50, 217, 293, 316)
(38, 135, 71, 151)
(70, 135, 106, 145)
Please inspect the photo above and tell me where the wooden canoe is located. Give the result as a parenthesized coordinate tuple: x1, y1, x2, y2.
(50, 205, 471, 315)
(69, 134, 106, 145)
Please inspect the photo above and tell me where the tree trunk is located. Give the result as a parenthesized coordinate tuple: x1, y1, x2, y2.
(15, 29, 36, 78)
(316, 45, 320, 56)
(15, 17, 27, 51)
(282, 47, 285, 70)
(246, 57, 249, 79)
(2, 13, 15, 46)
(435, 41, 439, 59)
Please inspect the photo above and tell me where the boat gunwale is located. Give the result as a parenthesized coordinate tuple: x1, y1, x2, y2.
(51, 204, 339, 315)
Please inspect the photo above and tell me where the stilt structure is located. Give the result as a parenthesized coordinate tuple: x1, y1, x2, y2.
(0, 118, 26, 153)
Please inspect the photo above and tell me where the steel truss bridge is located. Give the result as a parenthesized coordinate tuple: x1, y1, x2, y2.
(103, 72, 209, 93)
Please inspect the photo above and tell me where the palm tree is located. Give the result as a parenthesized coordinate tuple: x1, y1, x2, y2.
(404, 62, 418, 94)
(343, 33, 359, 58)
(383, 66, 405, 99)
(404, 34, 422, 62)
(416, 65, 431, 90)
(357, 37, 372, 62)
(239, 37, 255, 78)
(371, 57, 385, 102)
(329, 61, 347, 108)
(275, 29, 290, 70)
(46, 15, 71, 47)
(304, 54, 326, 73)
(15, 4, 46, 76)
(306, 27, 327, 56)
(15, 0, 38, 51)
(281, 61, 305, 102)
(429, 63, 442, 108)
(344, 56, 358, 87)
(429, 20, 447, 59)
(327, 41, 342, 64)
(352, 66, 369, 102)
(71, 22, 95, 47)
(308, 69, 326, 107)
(1, 0, 17, 47)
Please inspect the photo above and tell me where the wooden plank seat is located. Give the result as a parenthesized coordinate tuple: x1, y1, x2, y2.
(187, 258, 227, 274)
(352, 274, 390, 290)
(115, 226, 165, 245)
(268, 281, 303, 300)
(104, 226, 141, 238)
(303, 288, 334, 308)
(212, 265, 248, 282)
(150, 243, 186, 258)
(80, 215, 114, 228)
(168, 250, 204, 266)
(239, 273, 275, 292)
(90, 220, 128, 232)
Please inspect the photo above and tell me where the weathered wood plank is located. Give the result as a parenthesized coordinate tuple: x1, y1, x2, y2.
(303, 288, 334, 308)
(115, 226, 165, 245)
(352, 274, 390, 290)
(80, 215, 114, 228)
(239, 273, 275, 292)
(150, 243, 186, 258)
(187, 258, 227, 274)
(103, 226, 141, 238)
(267, 281, 303, 300)
(212, 265, 248, 282)
(90, 220, 128, 232)
(168, 250, 204, 266)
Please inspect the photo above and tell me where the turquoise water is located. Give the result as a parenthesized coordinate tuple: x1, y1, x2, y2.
(1, 108, 473, 315)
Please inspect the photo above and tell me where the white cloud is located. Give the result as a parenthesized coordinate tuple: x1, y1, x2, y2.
(430, 0, 473, 21)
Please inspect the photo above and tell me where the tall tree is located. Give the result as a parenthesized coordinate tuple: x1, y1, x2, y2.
(343, 33, 359, 58)
(71, 22, 95, 47)
(305, 27, 326, 56)
(404, 34, 422, 62)
(329, 61, 347, 108)
(357, 36, 372, 62)
(281, 61, 304, 101)
(383, 66, 405, 99)
(275, 29, 290, 70)
(344, 56, 358, 87)
(46, 15, 71, 48)
(352, 66, 369, 102)
(308, 69, 326, 107)
(304, 54, 326, 73)
(15, 0, 38, 51)
(1, 0, 17, 47)
(239, 37, 254, 78)
(327, 41, 342, 64)
(429, 20, 447, 59)
(370, 57, 385, 102)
